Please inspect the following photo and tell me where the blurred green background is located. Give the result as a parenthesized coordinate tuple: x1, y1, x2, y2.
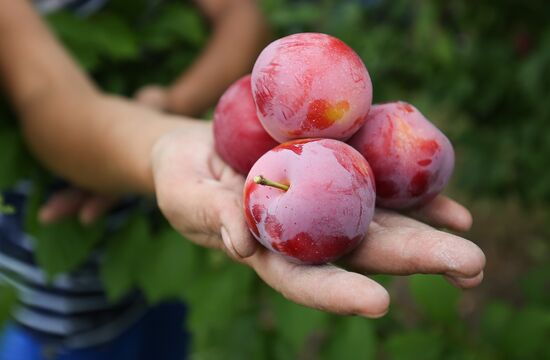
(1, 0, 549, 359)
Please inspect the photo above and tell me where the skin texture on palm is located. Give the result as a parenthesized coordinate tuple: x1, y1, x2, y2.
(151, 122, 485, 318)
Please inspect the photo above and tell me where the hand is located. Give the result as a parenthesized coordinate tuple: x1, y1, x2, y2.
(151, 122, 485, 318)
(134, 85, 169, 112)
(151, 120, 256, 258)
(38, 188, 117, 225)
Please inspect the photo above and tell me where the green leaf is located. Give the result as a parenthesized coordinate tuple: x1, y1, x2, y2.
(322, 317, 377, 360)
(0, 284, 17, 328)
(216, 313, 267, 360)
(502, 307, 550, 359)
(0, 129, 32, 190)
(47, 12, 138, 70)
(409, 275, 460, 325)
(521, 263, 550, 306)
(480, 301, 513, 348)
(271, 292, 330, 355)
(0, 195, 14, 215)
(141, 4, 207, 50)
(101, 213, 150, 301)
(88, 15, 139, 61)
(385, 330, 445, 360)
(33, 217, 104, 277)
(186, 262, 254, 334)
(137, 228, 199, 302)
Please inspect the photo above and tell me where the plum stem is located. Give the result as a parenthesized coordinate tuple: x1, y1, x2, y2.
(253, 175, 289, 192)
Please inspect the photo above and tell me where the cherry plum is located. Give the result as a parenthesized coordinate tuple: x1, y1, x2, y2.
(213, 75, 279, 174)
(348, 101, 454, 209)
(251, 33, 372, 143)
(243, 138, 376, 264)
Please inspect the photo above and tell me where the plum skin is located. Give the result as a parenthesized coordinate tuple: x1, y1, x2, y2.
(213, 75, 279, 175)
(251, 33, 372, 143)
(243, 138, 376, 265)
(348, 101, 455, 209)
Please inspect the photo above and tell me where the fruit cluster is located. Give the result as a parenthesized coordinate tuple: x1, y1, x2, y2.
(213, 33, 454, 265)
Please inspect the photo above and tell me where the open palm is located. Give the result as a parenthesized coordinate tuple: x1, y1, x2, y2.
(152, 121, 485, 318)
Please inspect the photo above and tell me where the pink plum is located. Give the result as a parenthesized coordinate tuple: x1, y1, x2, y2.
(251, 33, 372, 143)
(243, 138, 376, 264)
(213, 75, 279, 175)
(348, 101, 455, 209)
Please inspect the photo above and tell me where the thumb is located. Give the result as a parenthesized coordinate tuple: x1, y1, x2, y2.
(216, 191, 258, 260)
(201, 184, 258, 260)
(158, 177, 258, 259)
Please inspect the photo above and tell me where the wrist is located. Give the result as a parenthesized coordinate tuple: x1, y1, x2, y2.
(99, 95, 189, 194)
(165, 86, 191, 115)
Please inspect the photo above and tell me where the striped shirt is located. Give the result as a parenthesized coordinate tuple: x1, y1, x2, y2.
(0, 183, 147, 349)
(0, 0, 147, 349)
(33, 0, 108, 16)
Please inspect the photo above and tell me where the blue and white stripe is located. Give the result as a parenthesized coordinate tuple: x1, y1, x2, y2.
(33, 0, 108, 16)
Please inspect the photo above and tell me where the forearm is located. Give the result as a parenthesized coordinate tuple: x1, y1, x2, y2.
(20, 93, 190, 194)
(0, 0, 97, 110)
(165, 0, 270, 116)
(0, 0, 190, 194)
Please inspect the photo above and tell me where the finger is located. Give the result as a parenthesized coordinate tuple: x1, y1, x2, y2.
(38, 189, 88, 224)
(445, 271, 484, 289)
(374, 208, 433, 230)
(134, 85, 167, 110)
(245, 248, 390, 318)
(156, 176, 256, 259)
(342, 220, 486, 287)
(79, 196, 118, 225)
(407, 195, 473, 232)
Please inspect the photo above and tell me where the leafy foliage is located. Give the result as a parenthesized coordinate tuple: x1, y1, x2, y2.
(0, 195, 14, 215)
(0, 0, 549, 359)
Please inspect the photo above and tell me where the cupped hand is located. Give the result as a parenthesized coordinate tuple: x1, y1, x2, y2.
(134, 85, 169, 112)
(151, 122, 485, 318)
(39, 188, 117, 225)
(151, 120, 257, 258)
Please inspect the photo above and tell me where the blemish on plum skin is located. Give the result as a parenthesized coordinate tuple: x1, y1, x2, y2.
(303, 99, 349, 131)
(383, 116, 395, 154)
(418, 159, 432, 166)
(252, 204, 264, 223)
(327, 36, 365, 70)
(398, 103, 414, 113)
(409, 171, 431, 196)
(254, 77, 274, 117)
(278, 143, 303, 155)
(272, 232, 360, 264)
(244, 182, 260, 236)
(273, 138, 315, 155)
(420, 140, 440, 156)
(265, 214, 283, 240)
(319, 141, 363, 179)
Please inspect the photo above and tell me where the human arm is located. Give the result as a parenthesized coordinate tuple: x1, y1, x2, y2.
(0, 0, 485, 317)
(135, 0, 270, 115)
(36, 0, 270, 223)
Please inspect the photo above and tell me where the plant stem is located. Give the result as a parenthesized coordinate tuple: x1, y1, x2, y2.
(253, 175, 289, 192)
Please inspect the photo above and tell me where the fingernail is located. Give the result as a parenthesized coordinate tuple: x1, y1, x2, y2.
(220, 226, 232, 248)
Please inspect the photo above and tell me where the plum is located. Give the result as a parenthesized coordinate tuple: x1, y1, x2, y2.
(348, 101, 454, 209)
(213, 75, 279, 174)
(243, 138, 376, 264)
(251, 33, 372, 143)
